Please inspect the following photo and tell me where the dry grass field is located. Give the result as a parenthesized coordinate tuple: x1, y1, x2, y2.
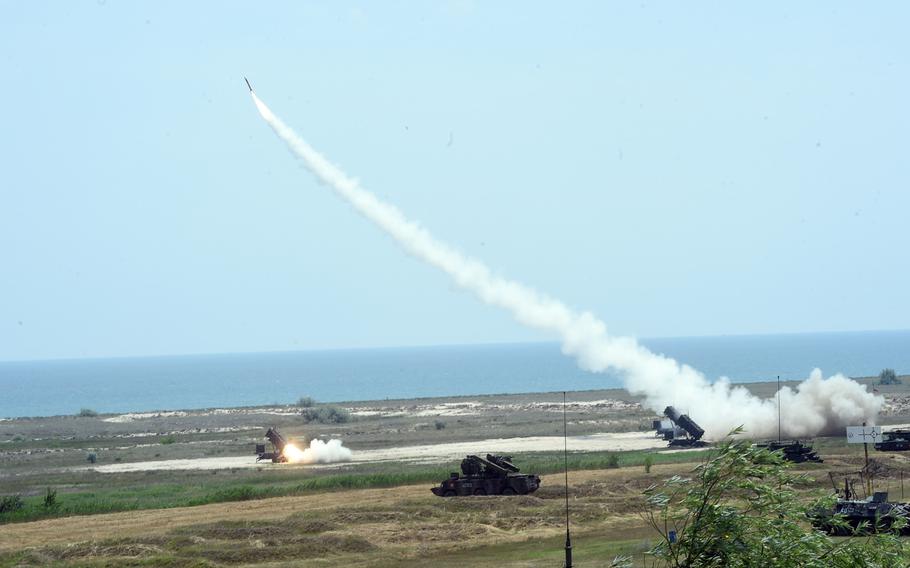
(2, 376, 909, 566)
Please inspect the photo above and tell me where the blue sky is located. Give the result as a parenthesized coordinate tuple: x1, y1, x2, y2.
(1, 1, 907, 361)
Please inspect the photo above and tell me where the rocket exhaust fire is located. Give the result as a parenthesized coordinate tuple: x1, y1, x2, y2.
(247, 85, 883, 440)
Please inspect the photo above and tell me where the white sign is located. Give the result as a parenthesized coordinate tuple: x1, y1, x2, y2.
(846, 426, 882, 444)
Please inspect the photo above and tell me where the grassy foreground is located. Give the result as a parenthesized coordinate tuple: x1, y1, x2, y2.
(0, 448, 709, 525)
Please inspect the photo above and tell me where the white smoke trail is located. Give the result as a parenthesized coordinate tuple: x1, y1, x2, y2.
(250, 93, 882, 439)
(284, 438, 353, 464)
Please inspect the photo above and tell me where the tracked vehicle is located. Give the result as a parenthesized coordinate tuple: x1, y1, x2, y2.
(754, 439, 823, 463)
(431, 454, 541, 496)
(874, 429, 910, 452)
(811, 479, 910, 535)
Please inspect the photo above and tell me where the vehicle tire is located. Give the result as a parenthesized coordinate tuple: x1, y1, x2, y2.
(473, 488, 487, 496)
(501, 487, 517, 495)
(443, 490, 456, 497)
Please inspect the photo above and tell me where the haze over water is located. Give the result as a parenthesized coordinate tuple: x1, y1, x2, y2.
(1, 330, 907, 419)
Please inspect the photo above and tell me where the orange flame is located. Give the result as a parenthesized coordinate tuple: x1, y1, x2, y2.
(282, 442, 307, 463)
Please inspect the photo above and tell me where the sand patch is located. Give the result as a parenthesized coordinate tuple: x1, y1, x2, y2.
(87, 430, 667, 473)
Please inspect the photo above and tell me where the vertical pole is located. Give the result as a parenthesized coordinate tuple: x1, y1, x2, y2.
(563, 391, 572, 568)
(777, 375, 782, 443)
(863, 421, 871, 495)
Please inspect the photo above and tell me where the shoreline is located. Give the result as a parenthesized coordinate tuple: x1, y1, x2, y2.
(0, 374, 896, 422)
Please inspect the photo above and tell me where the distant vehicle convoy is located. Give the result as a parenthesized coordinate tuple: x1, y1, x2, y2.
(431, 454, 541, 496)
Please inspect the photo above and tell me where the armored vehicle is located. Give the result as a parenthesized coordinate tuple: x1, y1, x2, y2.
(255, 427, 288, 463)
(753, 439, 823, 463)
(431, 454, 541, 496)
(812, 485, 910, 535)
(874, 429, 910, 452)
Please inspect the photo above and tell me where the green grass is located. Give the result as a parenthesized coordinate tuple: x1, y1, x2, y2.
(0, 448, 711, 525)
(388, 528, 656, 568)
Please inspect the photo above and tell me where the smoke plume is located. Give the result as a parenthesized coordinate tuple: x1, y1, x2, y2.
(250, 93, 882, 439)
(284, 438, 353, 464)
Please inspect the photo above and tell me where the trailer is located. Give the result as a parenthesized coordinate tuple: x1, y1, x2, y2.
(255, 427, 288, 463)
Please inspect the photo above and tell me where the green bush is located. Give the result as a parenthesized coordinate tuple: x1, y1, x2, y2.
(159, 436, 177, 445)
(643, 454, 653, 473)
(606, 453, 620, 468)
(296, 396, 317, 407)
(300, 405, 350, 424)
(434, 420, 446, 430)
(42, 488, 58, 510)
(880, 368, 901, 385)
(0, 495, 24, 514)
(78, 408, 98, 417)
(641, 430, 908, 568)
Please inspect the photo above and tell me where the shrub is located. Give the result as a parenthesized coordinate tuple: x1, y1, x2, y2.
(159, 436, 177, 445)
(300, 405, 351, 424)
(643, 454, 654, 473)
(641, 430, 908, 568)
(297, 396, 317, 407)
(78, 408, 98, 417)
(86, 452, 97, 464)
(0, 494, 24, 514)
(606, 454, 620, 468)
(42, 487, 58, 510)
(434, 420, 446, 430)
(880, 368, 901, 385)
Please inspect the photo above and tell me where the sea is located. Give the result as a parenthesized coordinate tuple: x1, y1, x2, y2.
(0, 330, 908, 419)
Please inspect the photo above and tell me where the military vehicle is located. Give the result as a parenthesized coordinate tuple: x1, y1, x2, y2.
(431, 454, 541, 496)
(255, 427, 288, 463)
(656, 406, 707, 448)
(811, 478, 910, 535)
(874, 429, 910, 452)
(753, 439, 823, 463)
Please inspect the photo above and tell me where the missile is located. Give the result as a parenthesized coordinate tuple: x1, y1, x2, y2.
(244, 77, 253, 92)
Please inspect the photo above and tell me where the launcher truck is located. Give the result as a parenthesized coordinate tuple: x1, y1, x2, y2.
(659, 406, 707, 448)
(255, 427, 288, 463)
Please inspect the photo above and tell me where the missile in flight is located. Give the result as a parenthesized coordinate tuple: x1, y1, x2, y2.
(244, 77, 253, 92)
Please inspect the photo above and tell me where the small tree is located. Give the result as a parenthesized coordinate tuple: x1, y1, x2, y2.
(880, 368, 901, 385)
(78, 408, 98, 417)
(642, 431, 907, 567)
(297, 396, 316, 407)
(42, 487, 58, 510)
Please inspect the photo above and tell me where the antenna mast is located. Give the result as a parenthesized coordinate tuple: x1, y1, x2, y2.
(563, 391, 573, 568)
(777, 375, 782, 443)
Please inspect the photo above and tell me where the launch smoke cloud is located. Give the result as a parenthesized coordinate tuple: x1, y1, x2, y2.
(249, 91, 883, 439)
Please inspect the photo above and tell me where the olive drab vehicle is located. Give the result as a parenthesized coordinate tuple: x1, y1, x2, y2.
(654, 406, 707, 448)
(753, 439, 823, 463)
(255, 427, 288, 463)
(431, 454, 541, 496)
(874, 429, 910, 452)
(811, 478, 910, 536)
